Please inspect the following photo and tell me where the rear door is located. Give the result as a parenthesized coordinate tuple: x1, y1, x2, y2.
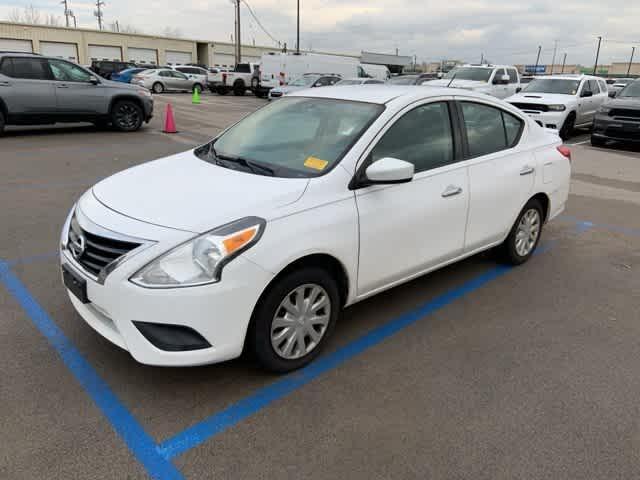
(0, 56, 56, 115)
(170, 70, 192, 90)
(459, 100, 534, 251)
(48, 59, 108, 115)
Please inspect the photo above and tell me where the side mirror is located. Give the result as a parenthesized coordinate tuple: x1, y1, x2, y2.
(436, 72, 443, 79)
(365, 157, 414, 184)
(89, 77, 100, 85)
(516, 87, 522, 93)
(581, 90, 593, 98)
(609, 90, 617, 98)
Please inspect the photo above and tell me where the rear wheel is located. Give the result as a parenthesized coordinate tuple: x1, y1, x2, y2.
(110, 100, 143, 132)
(248, 267, 340, 372)
(0, 109, 5, 135)
(152, 82, 164, 94)
(559, 113, 575, 140)
(216, 86, 229, 95)
(233, 81, 246, 96)
(499, 199, 544, 265)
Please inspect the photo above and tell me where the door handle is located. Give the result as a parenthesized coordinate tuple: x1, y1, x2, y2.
(56, 84, 69, 89)
(0, 81, 10, 87)
(441, 185, 463, 198)
(520, 165, 535, 176)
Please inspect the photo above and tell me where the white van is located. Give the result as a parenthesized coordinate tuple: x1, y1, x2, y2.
(360, 63, 391, 81)
(257, 52, 362, 96)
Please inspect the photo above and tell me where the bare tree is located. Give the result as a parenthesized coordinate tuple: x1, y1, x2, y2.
(108, 21, 141, 34)
(45, 14, 61, 26)
(6, 4, 46, 25)
(22, 4, 41, 24)
(8, 8, 22, 23)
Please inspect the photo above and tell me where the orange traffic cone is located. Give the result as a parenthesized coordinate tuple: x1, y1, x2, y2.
(163, 103, 177, 133)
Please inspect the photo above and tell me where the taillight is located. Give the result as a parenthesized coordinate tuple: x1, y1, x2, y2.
(557, 145, 571, 162)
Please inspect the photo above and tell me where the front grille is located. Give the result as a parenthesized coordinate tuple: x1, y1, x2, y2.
(270, 92, 282, 97)
(609, 109, 640, 120)
(68, 215, 140, 276)
(509, 102, 549, 112)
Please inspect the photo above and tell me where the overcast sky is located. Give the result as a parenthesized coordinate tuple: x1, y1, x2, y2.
(2, 0, 640, 66)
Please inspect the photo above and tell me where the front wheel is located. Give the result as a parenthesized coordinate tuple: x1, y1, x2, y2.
(233, 82, 246, 96)
(559, 113, 575, 141)
(216, 86, 229, 95)
(0, 109, 5, 135)
(499, 199, 544, 265)
(248, 267, 340, 372)
(110, 100, 143, 132)
(152, 82, 164, 94)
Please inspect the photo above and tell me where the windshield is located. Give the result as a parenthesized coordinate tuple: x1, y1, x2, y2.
(523, 79, 580, 95)
(444, 67, 493, 82)
(338, 79, 362, 85)
(196, 97, 383, 178)
(619, 81, 640, 97)
(289, 76, 318, 87)
(388, 76, 417, 85)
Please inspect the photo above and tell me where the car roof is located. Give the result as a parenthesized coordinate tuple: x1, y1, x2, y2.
(287, 85, 491, 105)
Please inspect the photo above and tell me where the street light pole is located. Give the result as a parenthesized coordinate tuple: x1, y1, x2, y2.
(561, 52, 567, 73)
(296, 0, 300, 54)
(593, 36, 602, 75)
(550, 40, 558, 75)
(235, 0, 241, 64)
(627, 46, 636, 76)
(534, 45, 541, 74)
(61, 0, 70, 27)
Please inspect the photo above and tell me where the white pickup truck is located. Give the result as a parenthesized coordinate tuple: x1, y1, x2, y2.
(209, 62, 259, 96)
(423, 64, 522, 99)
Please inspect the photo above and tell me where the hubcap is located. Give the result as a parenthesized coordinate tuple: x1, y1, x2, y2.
(115, 104, 140, 129)
(515, 208, 540, 257)
(270, 284, 331, 360)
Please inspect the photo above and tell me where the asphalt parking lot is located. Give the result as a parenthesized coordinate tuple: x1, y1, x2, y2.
(2, 92, 640, 479)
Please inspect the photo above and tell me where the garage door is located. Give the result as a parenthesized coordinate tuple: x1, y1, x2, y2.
(40, 42, 78, 62)
(88, 45, 122, 61)
(166, 50, 192, 65)
(128, 47, 157, 65)
(212, 53, 235, 68)
(0, 38, 32, 52)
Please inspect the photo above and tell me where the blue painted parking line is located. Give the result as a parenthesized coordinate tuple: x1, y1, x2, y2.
(0, 260, 185, 480)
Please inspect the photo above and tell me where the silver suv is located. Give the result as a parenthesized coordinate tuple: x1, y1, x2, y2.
(0, 52, 153, 133)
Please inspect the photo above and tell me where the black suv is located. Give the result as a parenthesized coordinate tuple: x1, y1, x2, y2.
(0, 52, 153, 133)
(90, 60, 136, 79)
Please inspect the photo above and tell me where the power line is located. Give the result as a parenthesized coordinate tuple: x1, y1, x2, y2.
(240, 0, 281, 46)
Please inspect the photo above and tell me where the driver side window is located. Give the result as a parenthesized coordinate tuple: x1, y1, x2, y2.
(49, 59, 92, 82)
(370, 102, 454, 174)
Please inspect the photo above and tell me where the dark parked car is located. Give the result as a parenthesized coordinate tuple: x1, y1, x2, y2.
(111, 67, 147, 83)
(90, 60, 136, 79)
(592, 80, 640, 146)
(0, 52, 153, 133)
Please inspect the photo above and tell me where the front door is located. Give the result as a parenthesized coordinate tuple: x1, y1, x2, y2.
(355, 100, 469, 296)
(48, 59, 108, 115)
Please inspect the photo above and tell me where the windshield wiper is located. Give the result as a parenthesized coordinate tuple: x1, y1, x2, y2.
(208, 145, 275, 176)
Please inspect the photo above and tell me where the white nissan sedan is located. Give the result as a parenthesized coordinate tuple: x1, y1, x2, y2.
(60, 86, 571, 372)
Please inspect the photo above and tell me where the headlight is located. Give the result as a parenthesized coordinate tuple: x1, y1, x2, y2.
(547, 104, 566, 111)
(130, 217, 265, 288)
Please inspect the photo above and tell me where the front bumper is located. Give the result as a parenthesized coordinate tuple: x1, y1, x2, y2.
(592, 114, 640, 142)
(517, 109, 568, 129)
(60, 193, 274, 367)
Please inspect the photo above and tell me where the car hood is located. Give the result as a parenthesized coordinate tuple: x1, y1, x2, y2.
(607, 97, 640, 109)
(91, 150, 309, 233)
(101, 78, 140, 90)
(505, 92, 575, 104)
(423, 79, 489, 89)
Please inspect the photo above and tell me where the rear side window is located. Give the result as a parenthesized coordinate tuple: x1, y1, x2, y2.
(598, 80, 607, 92)
(371, 102, 454, 173)
(0, 58, 12, 76)
(461, 102, 523, 157)
(507, 68, 519, 83)
(159, 70, 171, 77)
(3, 57, 51, 80)
(235, 64, 250, 73)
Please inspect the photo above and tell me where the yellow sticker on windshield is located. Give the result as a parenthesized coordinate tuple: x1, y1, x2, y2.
(304, 156, 329, 171)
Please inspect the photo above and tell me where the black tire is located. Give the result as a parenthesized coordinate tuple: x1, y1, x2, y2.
(233, 81, 246, 96)
(559, 113, 575, 141)
(216, 86, 229, 95)
(0, 109, 5, 135)
(251, 77, 260, 91)
(248, 267, 340, 373)
(192, 83, 202, 94)
(152, 82, 164, 94)
(590, 135, 606, 147)
(499, 198, 544, 265)
(209, 87, 216, 93)
(110, 100, 144, 132)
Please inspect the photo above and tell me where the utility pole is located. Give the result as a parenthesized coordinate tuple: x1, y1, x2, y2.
(61, 0, 70, 27)
(550, 40, 558, 75)
(593, 36, 602, 75)
(93, 0, 105, 30)
(480, 52, 484, 64)
(534, 45, 541, 74)
(627, 46, 636, 76)
(561, 52, 567, 73)
(234, 0, 241, 64)
(296, 0, 300, 54)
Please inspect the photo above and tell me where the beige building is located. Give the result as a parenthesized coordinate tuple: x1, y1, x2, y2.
(0, 21, 293, 67)
(609, 62, 640, 75)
